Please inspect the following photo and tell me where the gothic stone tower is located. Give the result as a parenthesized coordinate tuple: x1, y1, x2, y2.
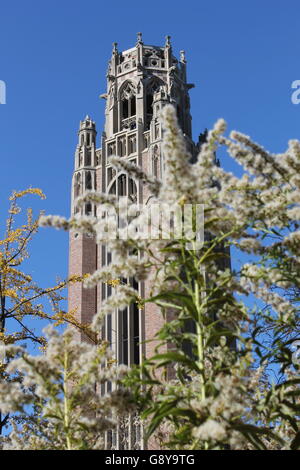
(68, 33, 199, 369)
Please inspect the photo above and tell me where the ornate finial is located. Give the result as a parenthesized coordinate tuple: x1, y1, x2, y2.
(112, 42, 118, 53)
(165, 35, 171, 47)
(85, 114, 90, 121)
(180, 50, 186, 63)
(136, 32, 143, 45)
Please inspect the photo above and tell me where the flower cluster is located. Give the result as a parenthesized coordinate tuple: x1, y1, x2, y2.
(0, 326, 133, 450)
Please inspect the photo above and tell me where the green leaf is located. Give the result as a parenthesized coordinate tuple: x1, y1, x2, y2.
(151, 351, 201, 372)
(147, 292, 198, 319)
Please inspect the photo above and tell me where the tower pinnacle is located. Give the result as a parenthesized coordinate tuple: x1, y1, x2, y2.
(165, 35, 171, 47)
(136, 32, 143, 45)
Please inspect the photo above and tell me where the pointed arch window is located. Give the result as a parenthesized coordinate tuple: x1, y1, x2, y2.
(118, 174, 127, 196)
(122, 99, 129, 119)
(85, 203, 92, 215)
(145, 78, 164, 129)
(74, 173, 81, 198)
(155, 124, 160, 140)
(86, 171, 92, 190)
(128, 178, 137, 201)
(85, 151, 91, 166)
(120, 82, 136, 120)
(144, 133, 149, 149)
(108, 142, 116, 156)
(153, 145, 159, 178)
(78, 151, 83, 168)
(129, 135, 137, 154)
(119, 137, 126, 157)
(129, 95, 136, 116)
(118, 279, 140, 366)
(108, 174, 137, 201)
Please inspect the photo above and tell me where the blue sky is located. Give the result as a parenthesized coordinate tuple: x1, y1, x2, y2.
(1, 0, 300, 339)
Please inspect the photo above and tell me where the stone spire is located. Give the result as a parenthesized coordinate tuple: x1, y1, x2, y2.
(136, 32, 143, 45)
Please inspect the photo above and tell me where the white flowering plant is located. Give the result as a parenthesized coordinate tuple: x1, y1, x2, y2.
(36, 105, 300, 450)
(0, 326, 133, 450)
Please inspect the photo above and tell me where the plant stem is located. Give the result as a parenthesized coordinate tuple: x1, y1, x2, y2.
(63, 350, 72, 450)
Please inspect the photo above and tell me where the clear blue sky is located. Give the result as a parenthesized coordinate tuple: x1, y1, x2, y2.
(0, 0, 300, 337)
